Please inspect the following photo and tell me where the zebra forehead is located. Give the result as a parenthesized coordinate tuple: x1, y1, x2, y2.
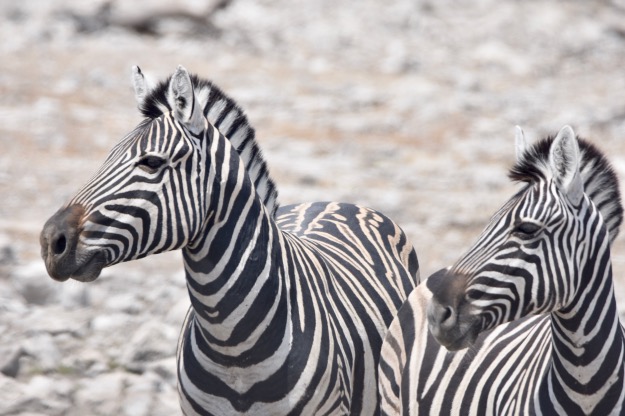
(508, 133, 623, 240)
(107, 119, 153, 155)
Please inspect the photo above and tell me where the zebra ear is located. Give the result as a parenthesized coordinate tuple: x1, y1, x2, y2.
(167, 65, 205, 134)
(514, 126, 527, 162)
(549, 125, 583, 206)
(132, 66, 149, 105)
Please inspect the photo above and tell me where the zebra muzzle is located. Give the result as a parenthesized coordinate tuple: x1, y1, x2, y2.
(425, 268, 479, 351)
(40, 204, 104, 282)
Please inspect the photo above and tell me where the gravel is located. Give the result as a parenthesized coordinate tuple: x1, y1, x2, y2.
(2, 0, 625, 413)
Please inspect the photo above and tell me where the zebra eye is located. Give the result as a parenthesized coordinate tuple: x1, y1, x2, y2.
(513, 221, 542, 236)
(137, 155, 167, 173)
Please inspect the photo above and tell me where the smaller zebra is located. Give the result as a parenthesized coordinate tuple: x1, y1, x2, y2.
(378, 126, 625, 415)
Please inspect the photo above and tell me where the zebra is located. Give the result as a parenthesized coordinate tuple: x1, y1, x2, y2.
(39, 65, 420, 415)
(378, 125, 625, 415)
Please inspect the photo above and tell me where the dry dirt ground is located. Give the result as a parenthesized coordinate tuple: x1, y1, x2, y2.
(1, 0, 625, 414)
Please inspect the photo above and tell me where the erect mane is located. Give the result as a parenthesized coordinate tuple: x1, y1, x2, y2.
(139, 73, 279, 217)
(509, 134, 623, 243)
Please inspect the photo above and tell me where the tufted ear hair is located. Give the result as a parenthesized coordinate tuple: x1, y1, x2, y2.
(549, 125, 584, 206)
(514, 125, 527, 162)
(132, 66, 150, 105)
(167, 65, 205, 134)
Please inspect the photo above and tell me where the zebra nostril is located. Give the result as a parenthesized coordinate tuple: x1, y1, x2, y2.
(439, 305, 457, 328)
(53, 234, 67, 256)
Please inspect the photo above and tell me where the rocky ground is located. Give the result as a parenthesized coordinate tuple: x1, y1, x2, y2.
(2, 0, 625, 414)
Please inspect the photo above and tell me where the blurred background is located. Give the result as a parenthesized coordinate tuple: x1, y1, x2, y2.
(1, 0, 625, 414)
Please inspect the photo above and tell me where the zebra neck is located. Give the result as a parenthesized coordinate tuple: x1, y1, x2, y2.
(542, 238, 625, 412)
(181, 132, 287, 354)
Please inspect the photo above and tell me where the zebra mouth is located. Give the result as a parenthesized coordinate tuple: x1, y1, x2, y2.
(43, 248, 106, 283)
(427, 302, 481, 351)
(68, 250, 106, 282)
(429, 320, 480, 351)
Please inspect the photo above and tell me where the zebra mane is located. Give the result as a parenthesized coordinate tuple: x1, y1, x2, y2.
(509, 135, 623, 243)
(139, 73, 279, 217)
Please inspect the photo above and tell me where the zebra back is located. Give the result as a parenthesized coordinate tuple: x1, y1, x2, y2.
(137, 72, 279, 217)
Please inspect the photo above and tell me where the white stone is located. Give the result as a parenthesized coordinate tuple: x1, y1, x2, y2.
(11, 262, 60, 306)
(120, 321, 178, 372)
(74, 372, 126, 415)
(22, 332, 61, 373)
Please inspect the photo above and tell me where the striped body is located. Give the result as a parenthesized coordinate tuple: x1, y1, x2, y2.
(40, 66, 419, 415)
(379, 127, 625, 415)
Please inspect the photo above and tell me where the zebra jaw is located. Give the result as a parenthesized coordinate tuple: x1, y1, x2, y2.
(40, 204, 106, 283)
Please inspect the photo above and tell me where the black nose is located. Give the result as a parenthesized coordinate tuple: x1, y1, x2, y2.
(428, 302, 458, 329)
(40, 204, 85, 280)
(54, 234, 67, 255)
(48, 227, 68, 257)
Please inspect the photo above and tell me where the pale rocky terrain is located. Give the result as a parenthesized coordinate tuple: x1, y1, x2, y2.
(1, 0, 625, 414)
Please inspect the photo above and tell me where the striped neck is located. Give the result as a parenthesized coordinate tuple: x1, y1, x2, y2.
(539, 224, 625, 413)
(181, 126, 287, 356)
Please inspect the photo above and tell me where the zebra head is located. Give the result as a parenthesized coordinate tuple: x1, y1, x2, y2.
(40, 66, 219, 282)
(427, 126, 623, 351)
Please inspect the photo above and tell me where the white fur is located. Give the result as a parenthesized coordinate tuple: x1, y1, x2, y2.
(167, 66, 205, 134)
(549, 125, 583, 206)
(132, 65, 149, 105)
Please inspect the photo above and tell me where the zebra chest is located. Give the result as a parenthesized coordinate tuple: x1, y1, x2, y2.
(177, 308, 372, 415)
(408, 315, 552, 414)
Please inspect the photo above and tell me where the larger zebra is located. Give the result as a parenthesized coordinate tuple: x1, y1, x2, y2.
(39, 65, 419, 415)
(378, 126, 625, 414)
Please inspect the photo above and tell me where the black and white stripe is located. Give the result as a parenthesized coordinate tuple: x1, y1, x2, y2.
(378, 126, 625, 415)
(40, 65, 419, 415)
(134, 66, 279, 217)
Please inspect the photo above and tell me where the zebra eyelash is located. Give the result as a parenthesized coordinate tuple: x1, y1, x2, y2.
(136, 154, 168, 174)
(512, 221, 543, 237)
